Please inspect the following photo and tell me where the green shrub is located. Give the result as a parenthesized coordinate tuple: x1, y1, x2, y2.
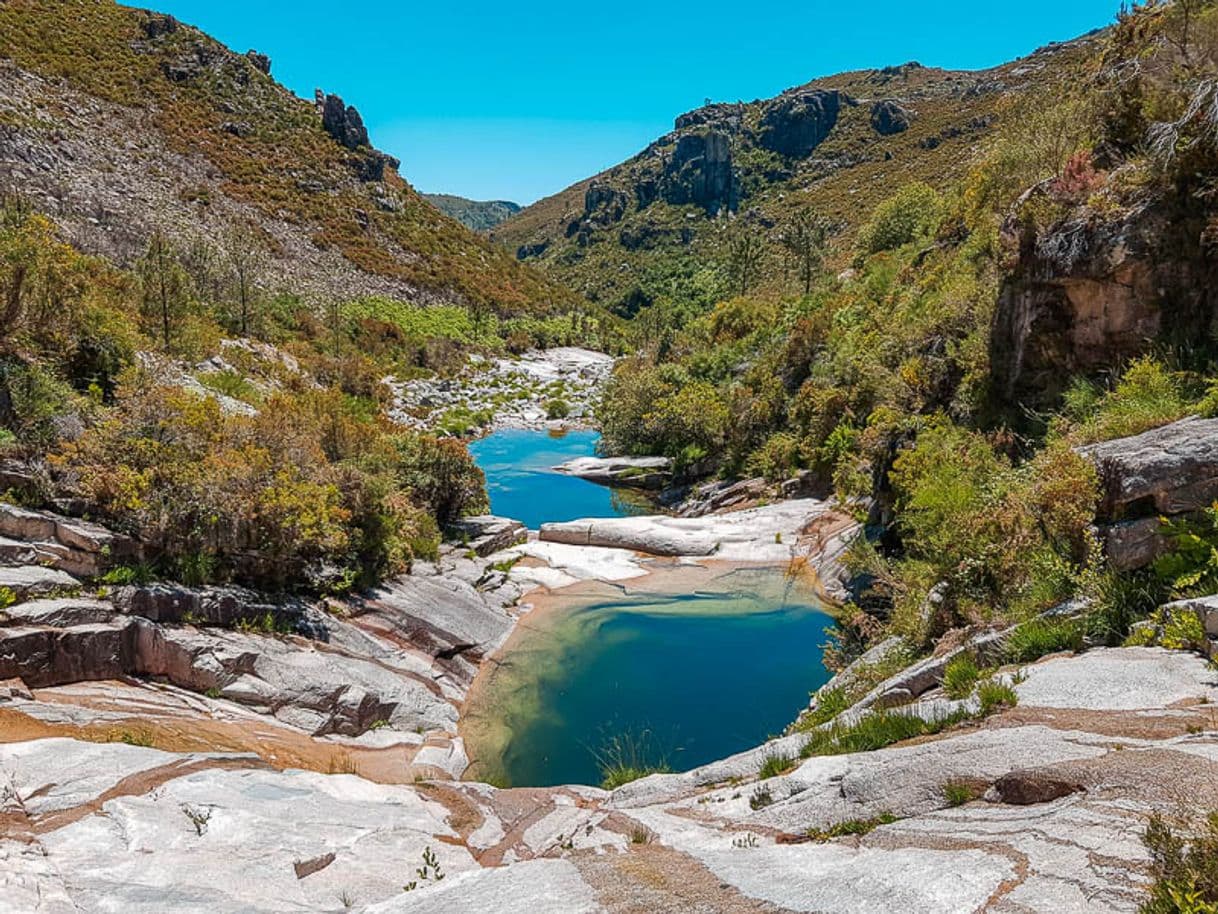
(1140, 813, 1218, 914)
(0, 587, 14, 610)
(1162, 611, 1209, 653)
(942, 654, 981, 700)
(1002, 616, 1083, 664)
(1070, 357, 1195, 445)
(545, 398, 571, 419)
(857, 182, 944, 254)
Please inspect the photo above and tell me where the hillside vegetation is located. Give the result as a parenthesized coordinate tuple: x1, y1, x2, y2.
(595, 0, 1218, 668)
(494, 35, 1096, 316)
(0, 0, 576, 316)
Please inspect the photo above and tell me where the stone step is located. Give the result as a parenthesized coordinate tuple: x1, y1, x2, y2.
(0, 596, 114, 628)
(0, 565, 81, 602)
(0, 502, 136, 577)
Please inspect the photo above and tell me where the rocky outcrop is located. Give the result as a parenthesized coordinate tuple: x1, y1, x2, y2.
(870, 99, 911, 134)
(660, 131, 738, 213)
(991, 194, 1218, 407)
(5, 645, 1212, 912)
(0, 503, 136, 577)
(1077, 416, 1218, 570)
(757, 90, 847, 157)
(318, 91, 369, 150)
(551, 456, 672, 490)
(447, 516, 527, 557)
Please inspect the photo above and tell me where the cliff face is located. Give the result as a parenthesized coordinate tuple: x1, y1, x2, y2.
(991, 182, 1218, 408)
(0, 2, 574, 314)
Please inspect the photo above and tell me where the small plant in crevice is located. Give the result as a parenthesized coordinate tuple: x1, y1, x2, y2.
(629, 825, 652, 845)
(0, 587, 14, 610)
(1002, 616, 1084, 665)
(942, 780, 982, 807)
(731, 832, 760, 849)
(593, 729, 672, 790)
(806, 812, 898, 843)
(402, 845, 445, 892)
(758, 751, 794, 780)
(749, 785, 774, 810)
(976, 678, 1019, 715)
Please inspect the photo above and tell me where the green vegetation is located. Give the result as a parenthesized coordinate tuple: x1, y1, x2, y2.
(758, 751, 795, 779)
(594, 730, 672, 790)
(942, 654, 981, 700)
(1002, 617, 1084, 665)
(806, 813, 899, 843)
(942, 781, 981, 807)
(976, 678, 1020, 715)
(0, 199, 490, 592)
(1141, 813, 1218, 914)
(799, 708, 973, 759)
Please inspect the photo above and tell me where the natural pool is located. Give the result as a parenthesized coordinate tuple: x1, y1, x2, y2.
(462, 566, 833, 788)
(467, 427, 654, 529)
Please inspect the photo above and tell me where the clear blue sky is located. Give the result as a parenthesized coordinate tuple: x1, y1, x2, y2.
(151, 0, 1122, 205)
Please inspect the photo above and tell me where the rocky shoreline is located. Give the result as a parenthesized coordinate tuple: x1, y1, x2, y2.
(5, 416, 1218, 911)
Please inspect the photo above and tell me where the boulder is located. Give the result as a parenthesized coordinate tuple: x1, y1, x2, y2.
(0, 597, 114, 628)
(245, 50, 271, 74)
(992, 194, 1218, 407)
(111, 583, 321, 637)
(1079, 416, 1218, 518)
(758, 90, 846, 157)
(0, 621, 137, 688)
(870, 99, 911, 135)
(448, 516, 528, 556)
(552, 456, 672, 490)
(991, 769, 1086, 805)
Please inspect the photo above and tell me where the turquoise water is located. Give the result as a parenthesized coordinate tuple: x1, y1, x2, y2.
(468, 428, 653, 529)
(464, 568, 833, 788)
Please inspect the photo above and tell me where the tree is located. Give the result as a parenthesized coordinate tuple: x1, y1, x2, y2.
(721, 223, 767, 297)
(779, 211, 832, 295)
(224, 224, 268, 337)
(139, 231, 189, 349)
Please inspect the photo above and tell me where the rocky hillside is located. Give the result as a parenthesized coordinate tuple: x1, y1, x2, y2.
(493, 36, 1097, 314)
(0, 1, 574, 315)
(423, 194, 522, 231)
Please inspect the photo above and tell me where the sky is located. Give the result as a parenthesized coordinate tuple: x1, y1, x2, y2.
(152, 1, 1124, 205)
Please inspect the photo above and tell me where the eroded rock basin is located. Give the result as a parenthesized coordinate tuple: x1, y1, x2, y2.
(461, 565, 833, 787)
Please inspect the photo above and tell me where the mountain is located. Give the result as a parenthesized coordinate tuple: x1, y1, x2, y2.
(423, 193, 522, 231)
(0, 0, 575, 316)
(493, 36, 1097, 315)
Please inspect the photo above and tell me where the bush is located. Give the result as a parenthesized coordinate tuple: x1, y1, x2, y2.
(1140, 813, 1218, 914)
(857, 182, 944, 254)
(545, 398, 570, 419)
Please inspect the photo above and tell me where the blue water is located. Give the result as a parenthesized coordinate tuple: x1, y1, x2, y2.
(468, 428, 653, 529)
(465, 569, 833, 788)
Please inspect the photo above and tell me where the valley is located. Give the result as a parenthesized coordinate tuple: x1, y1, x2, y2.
(4, 0, 1218, 912)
